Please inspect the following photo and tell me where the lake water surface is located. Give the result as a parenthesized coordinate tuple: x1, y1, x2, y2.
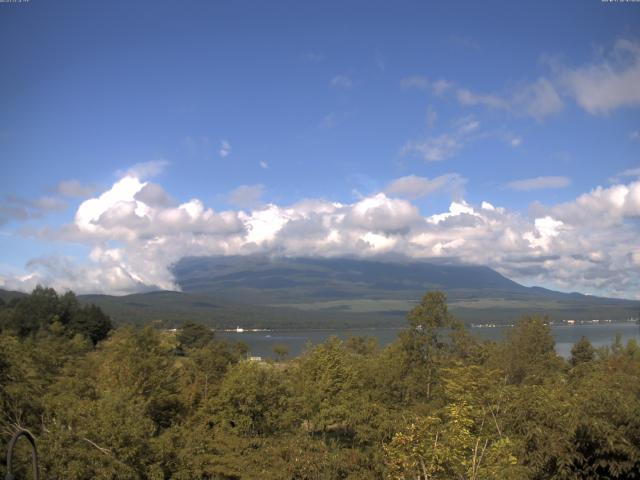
(218, 323, 640, 359)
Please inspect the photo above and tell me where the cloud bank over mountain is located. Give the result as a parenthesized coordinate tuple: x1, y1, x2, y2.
(3, 168, 639, 300)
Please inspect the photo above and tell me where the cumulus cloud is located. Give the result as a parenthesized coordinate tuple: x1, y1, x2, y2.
(119, 160, 169, 179)
(549, 180, 640, 227)
(507, 176, 571, 191)
(56, 180, 97, 198)
(3, 168, 640, 300)
(558, 38, 640, 114)
(227, 184, 266, 209)
(385, 174, 466, 200)
(345, 194, 421, 234)
(134, 182, 175, 207)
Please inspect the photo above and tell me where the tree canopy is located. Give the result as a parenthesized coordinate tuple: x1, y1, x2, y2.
(1, 287, 639, 479)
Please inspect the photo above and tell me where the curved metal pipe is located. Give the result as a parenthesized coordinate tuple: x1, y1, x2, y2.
(5, 429, 39, 480)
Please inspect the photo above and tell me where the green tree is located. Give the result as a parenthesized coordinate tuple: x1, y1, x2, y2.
(384, 407, 521, 479)
(177, 320, 214, 350)
(178, 339, 242, 408)
(384, 361, 524, 479)
(210, 360, 291, 436)
(294, 338, 364, 436)
(396, 291, 459, 402)
(69, 303, 113, 345)
(3, 286, 60, 337)
(0, 287, 112, 344)
(570, 336, 595, 367)
(93, 326, 184, 430)
(499, 315, 564, 385)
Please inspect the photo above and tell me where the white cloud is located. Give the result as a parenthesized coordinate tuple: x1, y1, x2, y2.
(550, 180, 640, 227)
(4, 170, 640, 299)
(432, 79, 453, 96)
(403, 134, 460, 162)
(522, 216, 564, 250)
(620, 167, 640, 178)
(330, 75, 353, 88)
(56, 180, 97, 198)
(558, 38, 640, 114)
(345, 194, 421, 234)
(423, 38, 639, 121)
(512, 78, 564, 121)
(134, 182, 175, 207)
(457, 78, 563, 121)
(385, 174, 466, 200)
(426, 200, 477, 225)
(74, 176, 146, 233)
(402, 115, 480, 162)
(507, 176, 571, 191)
(457, 88, 509, 109)
(116, 160, 169, 179)
(227, 184, 266, 209)
(219, 140, 231, 157)
(609, 167, 640, 183)
(510, 136, 523, 147)
(120, 160, 169, 179)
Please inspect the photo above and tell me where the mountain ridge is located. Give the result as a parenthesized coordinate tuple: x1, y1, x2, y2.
(1, 256, 637, 329)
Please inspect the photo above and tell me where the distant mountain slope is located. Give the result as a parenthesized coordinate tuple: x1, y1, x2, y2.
(76, 290, 382, 329)
(2, 256, 638, 329)
(167, 255, 639, 326)
(172, 255, 529, 302)
(0, 289, 27, 303)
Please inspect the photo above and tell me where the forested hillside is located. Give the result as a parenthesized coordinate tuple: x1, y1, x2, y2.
(1, 288, 639, 479)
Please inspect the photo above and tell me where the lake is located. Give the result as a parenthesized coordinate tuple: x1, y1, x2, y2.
(218, 323, 640, 359)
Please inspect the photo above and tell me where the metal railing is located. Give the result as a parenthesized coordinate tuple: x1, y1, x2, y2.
(5, 430, 39, 480)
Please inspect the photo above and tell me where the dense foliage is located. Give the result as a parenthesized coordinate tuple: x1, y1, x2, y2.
(0, 286, 112, 344)
(1, 289, 639, 479)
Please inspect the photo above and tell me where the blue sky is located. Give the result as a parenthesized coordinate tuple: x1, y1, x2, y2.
(1, 0, 639, 298)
